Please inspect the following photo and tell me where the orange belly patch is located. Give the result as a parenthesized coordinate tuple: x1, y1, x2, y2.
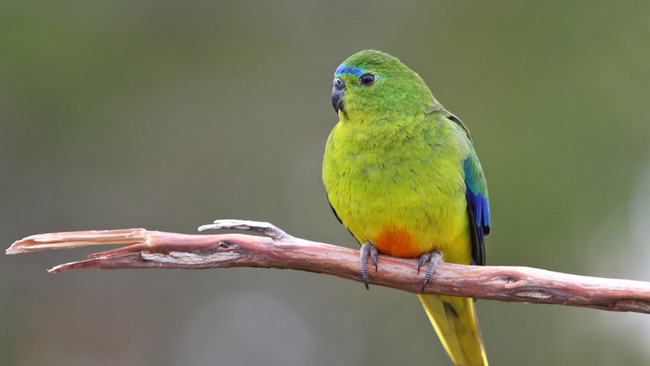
(373, 226, 422, 258)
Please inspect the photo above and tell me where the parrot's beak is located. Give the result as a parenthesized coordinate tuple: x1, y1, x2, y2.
(331, 78, 345, 113)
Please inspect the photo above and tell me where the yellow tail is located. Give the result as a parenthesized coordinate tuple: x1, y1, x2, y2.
(418, 294, 488, 366)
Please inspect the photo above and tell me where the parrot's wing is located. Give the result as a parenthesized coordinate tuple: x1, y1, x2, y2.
(443, 112, 491, 266)
(463, 153, 490, 266)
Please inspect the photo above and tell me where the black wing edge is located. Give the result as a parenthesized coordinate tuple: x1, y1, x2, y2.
(467, 203, 486, 266)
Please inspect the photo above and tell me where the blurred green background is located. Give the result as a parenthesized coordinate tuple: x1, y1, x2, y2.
(2, 1, 650, 365)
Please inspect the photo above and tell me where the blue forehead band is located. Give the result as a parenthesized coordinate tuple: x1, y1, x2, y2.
(334, 65, 365, 78)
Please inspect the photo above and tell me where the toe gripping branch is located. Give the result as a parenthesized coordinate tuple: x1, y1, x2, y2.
(418, 250, 443, 293)
(359, 242, 378, 289)
(359, 243, 442, 292)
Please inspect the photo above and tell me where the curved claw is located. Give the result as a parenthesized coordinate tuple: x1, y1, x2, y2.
(417, 250, 442, 293)
(360, 242, 378, 289)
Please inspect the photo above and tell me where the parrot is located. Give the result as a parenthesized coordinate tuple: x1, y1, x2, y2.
(322, 50, 490, 366)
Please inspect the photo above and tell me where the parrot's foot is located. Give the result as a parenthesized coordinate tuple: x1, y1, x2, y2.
(359, 242, 378, 289)
(417, 250, 443, 293)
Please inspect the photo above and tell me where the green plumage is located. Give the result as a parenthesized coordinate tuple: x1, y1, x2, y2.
(323, 50, 490, 365)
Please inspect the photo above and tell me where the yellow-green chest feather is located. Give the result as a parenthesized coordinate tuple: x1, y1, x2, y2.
(322, 112, 473, 264)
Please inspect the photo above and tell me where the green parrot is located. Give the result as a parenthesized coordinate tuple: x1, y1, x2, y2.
(322, 50, 490, 366)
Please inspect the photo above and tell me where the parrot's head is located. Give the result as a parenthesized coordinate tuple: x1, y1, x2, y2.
(332, 50, 435, 121)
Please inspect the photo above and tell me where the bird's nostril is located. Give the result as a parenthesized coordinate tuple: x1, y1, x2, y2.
(333, 78, 345, 90)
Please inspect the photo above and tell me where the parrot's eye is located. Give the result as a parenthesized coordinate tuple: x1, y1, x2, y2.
(359, 73, 375, 86)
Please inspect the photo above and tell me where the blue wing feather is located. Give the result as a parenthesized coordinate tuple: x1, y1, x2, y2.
(463, 157, 490, 266)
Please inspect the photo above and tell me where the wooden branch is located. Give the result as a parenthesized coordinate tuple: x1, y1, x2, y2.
(7, 219, 650, 314)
